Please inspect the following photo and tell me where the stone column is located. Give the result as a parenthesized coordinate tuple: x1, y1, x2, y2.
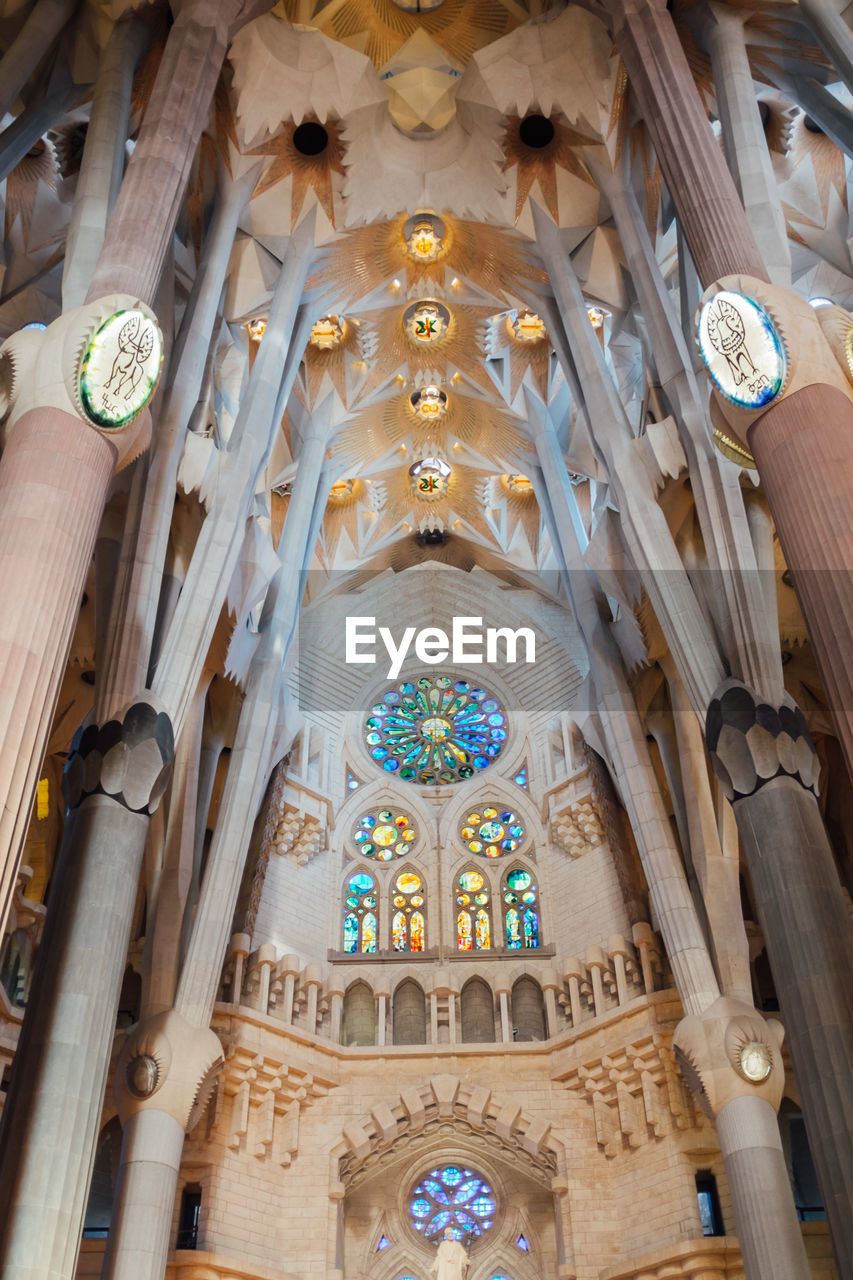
(674, 997, 810, 1280)
(0, 698, 173, 1280)
(0, 0, 77, 120)
(797, 0, 853, 101)
(0, 0, 269, 936)
(706, 681, 853, 1274)
(606, 0, 853, 780)
(697, 4, 790, 285)
(86, 0, 273, 305)
(101, 1010, 223, 1280)
(498, 988, 511, 1042)
(62, 13, 153, 310)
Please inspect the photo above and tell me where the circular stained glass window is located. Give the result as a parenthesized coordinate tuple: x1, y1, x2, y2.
(353, 810, 417, 860)
(409, 1165, 496, 1241)
(460, 807, 524, 857)
(364, 677, 507, 785)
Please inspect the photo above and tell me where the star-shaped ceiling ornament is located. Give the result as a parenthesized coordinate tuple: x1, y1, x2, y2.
(503, 114, 598, 223)
(251, 118, 345, 229)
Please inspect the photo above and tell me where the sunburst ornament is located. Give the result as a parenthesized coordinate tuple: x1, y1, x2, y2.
(404, 299, 452, 346)
(310, 315, 345, 349)
(404, 212, 446, 263)
(503, 113, 597, 223)
(508, 310, 547, 344)
(410, 384, 448, 422)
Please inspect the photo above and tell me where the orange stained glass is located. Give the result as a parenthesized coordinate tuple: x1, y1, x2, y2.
(397, 872, 421, 894)
(411, 912, 425, 951)
(392, 910, 407, 951)
(475, 909, 491, 949)
(362, 911, 377, 952)
(458, 910, 473, 950)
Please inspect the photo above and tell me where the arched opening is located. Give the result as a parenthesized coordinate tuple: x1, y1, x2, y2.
(393, 979, 427, 1045)
(511, 976, 545, 1042)
(82, 1116, 122, 1237)
(342, 980, 376, 1046)
(461, 977, 496, 1043)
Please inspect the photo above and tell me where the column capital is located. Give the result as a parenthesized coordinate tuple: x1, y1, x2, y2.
(1, 294, 163, 471)
(673, 995, 786, 1117)
(114, 1008, 223, 1128)
(705, 678, 820, 801)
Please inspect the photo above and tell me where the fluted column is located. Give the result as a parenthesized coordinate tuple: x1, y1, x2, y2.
(62, 13, 153, 310)
(0, 698, 173, 1280)
(0, 406, 115, 933)
(86, 0, 274, 306)
(699, 4, 790, 285)
(607, 0, 853, 781)
(706, 681, 853, 1276)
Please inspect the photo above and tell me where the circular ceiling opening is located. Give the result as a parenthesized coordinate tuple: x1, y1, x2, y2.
(293, 121, 329, 156)
(518, 114, 555, 149)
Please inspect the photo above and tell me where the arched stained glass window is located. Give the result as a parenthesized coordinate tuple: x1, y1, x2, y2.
(343, 870, 379, 953)
(392, 870, 426, 952)
(502, 866, 540, 949)
(457, 868, 491, 951)
(460, 806, 524, 857)
(353, 809, 417, 860)
(409, 1165, 496, 1241)
(364, 677, 506, 785)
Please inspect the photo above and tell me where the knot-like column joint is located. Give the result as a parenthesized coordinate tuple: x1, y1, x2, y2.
(673, 996, 786, 1117)
(115, 1008, 223, 1128)
(705, 678, 820, 801)
(62, 695, 174, 814)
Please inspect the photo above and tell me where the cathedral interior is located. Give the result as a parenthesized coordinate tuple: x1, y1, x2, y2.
(0, 1, 851, 1279)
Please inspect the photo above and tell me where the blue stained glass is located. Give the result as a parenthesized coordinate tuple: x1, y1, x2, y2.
(523, 908, 539, 948)
(454, 1179, 480, 1202)
(488, 713, 504, 726)
(348, 873, 374, 893)
(516, 1235, 530, 1251)
(383, 759, 399, 771)
(343, 914, 358, 953)
(377, 1236, 391, 1250)
(410, 1165, 495, 1241)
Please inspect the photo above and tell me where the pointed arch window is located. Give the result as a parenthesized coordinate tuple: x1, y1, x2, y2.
(392, 870, 426, 952)
(456, 868, 491, 950)
(343, 870, 378, 953)
(502, 866, 540, 949)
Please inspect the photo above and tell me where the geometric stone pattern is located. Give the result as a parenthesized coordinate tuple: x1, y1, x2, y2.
(336, 1072, 560, 1188)
(551, 793, 605, 858)
(61, 699, 174, 814)
(558, 1033, 702, 1158)
(212, 1042, 337, 1166)
(705, 678, 820, 802)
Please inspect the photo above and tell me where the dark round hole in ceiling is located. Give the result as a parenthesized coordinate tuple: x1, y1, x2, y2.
(519, 114, 555, 149)
(293, 121, 329, 156)
(803, 115, 824, 135)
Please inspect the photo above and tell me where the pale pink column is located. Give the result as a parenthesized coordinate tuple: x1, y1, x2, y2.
(0, 410, 115, 931)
